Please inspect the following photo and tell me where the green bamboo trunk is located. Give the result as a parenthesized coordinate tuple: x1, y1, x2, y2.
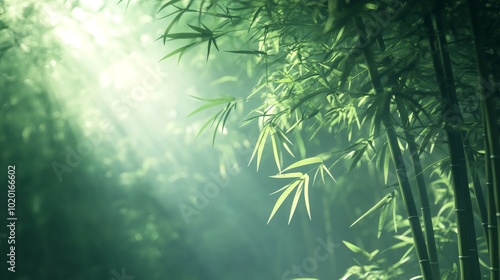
(354, 16, 434, 280)
(466, 0, 500, 277)
(375, 31, 441, 279)
(420, 1, 481, 278)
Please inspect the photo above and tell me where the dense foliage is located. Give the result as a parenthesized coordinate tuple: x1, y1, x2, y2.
(156, 0, 500, 279)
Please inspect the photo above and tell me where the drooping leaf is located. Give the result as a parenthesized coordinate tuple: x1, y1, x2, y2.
(270, 172, 303, 179)
(289, 180, 304, 224)
(187, 95, 234, 117)
(249, 125, 271, 171)
(159, 42, 197, 61)
(303, 174, 311, 220)
(322, 164, 336, 182)
(342, 241, 371, 258)
(225, 50, 267, 55)
(270, 131, 281, 172)
(157, 0, 182, 13)
(282, 156, 323, 173)
(377, 203, 389, 238)
(267, 179, 301, 224)
(350, 191, 395, 228)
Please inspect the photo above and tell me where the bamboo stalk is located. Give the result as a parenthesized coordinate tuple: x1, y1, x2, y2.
(433, 6, 481, 278)
(466, 0, 500, 277)
(375, 31, 441, 279)
(353, 16, 434, 280)
(485, 123, 499, 279)
(464, 142, 489, 243)
(396, 99, 442, 280)
(420, 1, 481, 278)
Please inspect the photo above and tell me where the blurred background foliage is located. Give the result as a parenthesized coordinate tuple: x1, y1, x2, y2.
(0, 1, 343, 279)
(0, 0, 498, 279)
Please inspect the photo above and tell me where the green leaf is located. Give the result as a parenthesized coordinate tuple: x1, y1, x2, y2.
(164, 32, 205, 39)
(270, 172, 303, 179)
(350, 191, 395, 228)
(191, 95, 234, 103)
(249, 126, 271, 171)
(187, 24, 212, 35)
(157, 0, 182, 13)
(270, 132, 281, 172)
(342, 241, 370, 258)
(377, 203, 389, 238)
(161, 11, 185, 44)
(303, 174, 311, 220)
(322, 165, 336, 182)
(225, 50, 267, 55)
(195, 111, 220, 139)
(348, 145, 367, 172)
(159, 42, 197, 61)
(282, 157, 323, 173)
(187, 96, 234, 117)
(289, 180, 304, 224)
(256, 127, 270, 171)
(267, 180, 301, 224)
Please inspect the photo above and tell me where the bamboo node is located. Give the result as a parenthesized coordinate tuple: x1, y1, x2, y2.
(490, 267, 499, 272)
(458, 255, 470, 259)
(418, 259, 430, 263)
(487, 225, 498, 229)
(490, 155, 500, 159)
(454, 208, 466, 212)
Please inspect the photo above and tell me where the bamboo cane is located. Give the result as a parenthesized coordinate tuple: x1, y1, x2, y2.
(353, 15, 434, 280)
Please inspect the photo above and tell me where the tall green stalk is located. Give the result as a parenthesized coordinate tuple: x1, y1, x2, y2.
(466, 0, 500, 277)
(485, 123, 499, 279)
(375, 31, 441, 279)
(396, 99, 441, 280)
(420, 1, 481, 278)
(353, 16, 434, 280)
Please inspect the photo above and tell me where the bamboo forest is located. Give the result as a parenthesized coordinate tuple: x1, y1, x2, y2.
(1, 0, 499, 279)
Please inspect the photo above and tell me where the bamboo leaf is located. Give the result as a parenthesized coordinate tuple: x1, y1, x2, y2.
(282, 157, 323, 172)
(269, 182, 292, 196)
(160, 42, 197, 61)
(350, 192, 394, 228)
(348, 145, 367, 172)
(187, 98, 232, 117)
(342, 241, 371, 258)
(270, 172, 303, 179)
(377, 203, 389, 238)
(195, 111, 220, 139)
(164, 32, 205, 39)
(256, 126, 270, 171)
(304, 174, 311, 220)
(289, 180, 304, 224)
(267, 180, 301, 224)
(322, 165, 336, 182)
(270, 131, 281, 172)
(226, 50, 267, 55)
(249, 126, 266, 167)
(190, 95, 234, 103)
(282, 142, 295, 157)
(250, 6, 263, 27)
(187, 24, 212, 35)
(157, 0, 182, 13)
